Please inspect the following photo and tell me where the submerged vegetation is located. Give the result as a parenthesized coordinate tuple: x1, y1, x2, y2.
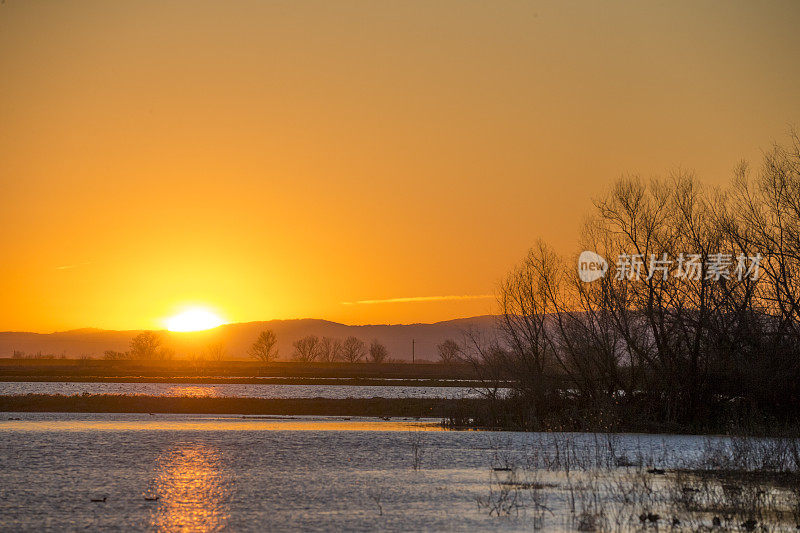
(392, 430, 800, 531)
(465, 432, 800, 531)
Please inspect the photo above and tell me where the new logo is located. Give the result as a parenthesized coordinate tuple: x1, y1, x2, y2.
(578, 251, 608, 282)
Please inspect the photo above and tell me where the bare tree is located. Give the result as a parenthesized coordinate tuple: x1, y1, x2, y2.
(454, 133, 800, 430)
(204, 342, 227, 361)
(587, 173, 740, 424)
(248, 330, 278, 362)
(495, 240, 565, 418)
(292, 335, 321, 362)
(318, 336, 343, 362)
(723, 132, 800, 416)
(340, 336, 366, 363)
(129, 331, 162, 359)
(436, 339, 461, 364)
(731, 132, 800, 334)
(158, 347, 176, 360)
(368, 340, 389, 363)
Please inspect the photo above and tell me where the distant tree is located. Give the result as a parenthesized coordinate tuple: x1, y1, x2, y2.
(318, 336, 342, 362)
(129, 331, 162, 359)
(340, 336, 366, 363)
(368, 340, 389, 363)
(248, 329, 278, 362)
(188, 351, 206, 364)
(292, 335, 321, 362)
(156, 346, 176, 361)
(437, 339, 461, 364)
(205, 342, 227, 361)
(103, 350, 129, 360)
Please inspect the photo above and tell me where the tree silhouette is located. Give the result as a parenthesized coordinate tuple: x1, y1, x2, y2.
(205, 342, 227, 361)
(292, 335, 321, 362)
(318, 336, 342, 362)
(436, 339, 460, 364)
(368, 340, 388, 363)
(129, 331, 161, 359)
(341, 336, 366, 363)
(248, 330, 278, 362)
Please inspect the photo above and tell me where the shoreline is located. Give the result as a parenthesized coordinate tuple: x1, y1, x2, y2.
(0, 394, 475, 418)
(0, 360, 488, 387)
(0, 394, 765, 436)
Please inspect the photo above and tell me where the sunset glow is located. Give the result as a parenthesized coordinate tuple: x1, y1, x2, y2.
(3, 2, 800, 532)
(0, 1, 798, 334)
(164, 308, 226, 332)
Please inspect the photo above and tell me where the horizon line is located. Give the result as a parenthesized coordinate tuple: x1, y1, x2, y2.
(0, 313, 499, 336)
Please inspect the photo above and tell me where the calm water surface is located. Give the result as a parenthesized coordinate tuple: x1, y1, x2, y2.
(0, 413, 710, 532)
(0, 381, 492, 399)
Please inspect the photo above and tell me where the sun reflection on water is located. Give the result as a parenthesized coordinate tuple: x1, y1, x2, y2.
(166, 385, 219, 398)
(149, 444, 232, 531)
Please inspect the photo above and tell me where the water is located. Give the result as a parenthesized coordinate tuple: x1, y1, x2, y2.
(0, 413, 711, 532)
(0, 381, 491, 399)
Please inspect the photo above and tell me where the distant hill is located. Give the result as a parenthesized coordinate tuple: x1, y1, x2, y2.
(0, 316, 498, 361)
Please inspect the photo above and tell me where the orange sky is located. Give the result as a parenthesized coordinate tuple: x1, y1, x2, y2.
(1, 1, 799, 332)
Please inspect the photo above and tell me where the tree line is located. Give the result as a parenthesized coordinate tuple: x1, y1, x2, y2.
(103, 329, 438, 364)
(103, 331, 175, 360)
(288, 335, 388, 363)
(459, 132, 800, 433)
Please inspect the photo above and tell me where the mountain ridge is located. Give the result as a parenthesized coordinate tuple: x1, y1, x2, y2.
(0, 316, 498, 361)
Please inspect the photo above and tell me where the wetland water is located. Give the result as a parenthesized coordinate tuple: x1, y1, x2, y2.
(0, 413, 738, 532)
(0, 381, 493, 399)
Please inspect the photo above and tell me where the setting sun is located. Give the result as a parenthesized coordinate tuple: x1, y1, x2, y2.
(165, 308, 226, 332)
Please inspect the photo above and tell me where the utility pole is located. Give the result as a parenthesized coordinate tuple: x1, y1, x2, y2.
(412, 339, 415, 364)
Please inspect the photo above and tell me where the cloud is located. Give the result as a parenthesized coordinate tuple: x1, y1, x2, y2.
(341, 294, 494, 305)
(55, 262, 91, 271)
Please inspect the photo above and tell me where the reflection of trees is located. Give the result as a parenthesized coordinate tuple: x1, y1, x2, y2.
(148, 444, 233, 531)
